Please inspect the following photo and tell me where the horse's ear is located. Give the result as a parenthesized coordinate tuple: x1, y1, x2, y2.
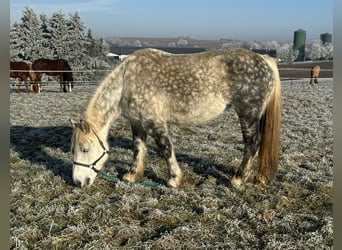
(79, 120, 90, 133)
(69, 118, 77, 128)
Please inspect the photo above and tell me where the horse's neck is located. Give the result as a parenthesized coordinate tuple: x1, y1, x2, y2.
(85, 63, 125, 137)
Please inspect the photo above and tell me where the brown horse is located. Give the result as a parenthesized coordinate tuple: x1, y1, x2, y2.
(309, 65, 320, 84)
(10, 61, 34, 93)
(31, 58, 74, 93)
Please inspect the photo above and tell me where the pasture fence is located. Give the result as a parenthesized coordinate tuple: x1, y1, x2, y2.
(9, 68, 113, 88)
(9, 67, 333, 89)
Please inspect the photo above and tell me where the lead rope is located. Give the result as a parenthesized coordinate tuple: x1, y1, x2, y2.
(74, 125, 160, 188)
(96, 169, 160, 187)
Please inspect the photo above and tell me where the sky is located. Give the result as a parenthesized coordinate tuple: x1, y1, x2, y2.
(10, 0, 333, 42)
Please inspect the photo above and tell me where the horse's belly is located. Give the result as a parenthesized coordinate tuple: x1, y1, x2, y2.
(169, 96, 227, 124)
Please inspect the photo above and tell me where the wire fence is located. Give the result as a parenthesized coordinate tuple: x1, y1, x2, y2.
(9, 67, 333, 90)
(9, 68, 113, 88)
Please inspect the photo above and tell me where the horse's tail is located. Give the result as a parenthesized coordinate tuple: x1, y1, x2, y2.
(257, 55, 281, 185)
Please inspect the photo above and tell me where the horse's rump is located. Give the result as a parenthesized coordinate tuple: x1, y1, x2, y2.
(310, 65, 320, 84)
(10, 61, 33, 92)
(10, 61, 30, 80)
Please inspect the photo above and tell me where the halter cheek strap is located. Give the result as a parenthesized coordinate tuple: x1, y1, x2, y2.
(72, 129, 109, 173)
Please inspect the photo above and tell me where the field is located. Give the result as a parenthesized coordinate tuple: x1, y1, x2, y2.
(10, 73, 333, 248)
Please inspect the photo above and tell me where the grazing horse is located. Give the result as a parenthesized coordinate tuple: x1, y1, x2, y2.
(31, 58, 74, 93)
(10, 61, 34, 93)
(70, 48, 281, 188)
(309, 65, 320, 84)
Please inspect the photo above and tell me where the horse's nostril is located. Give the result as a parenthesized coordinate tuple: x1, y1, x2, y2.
(74, 179, 81, 187)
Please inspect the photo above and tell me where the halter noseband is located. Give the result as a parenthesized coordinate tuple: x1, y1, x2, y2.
(72, 128, 109, 173)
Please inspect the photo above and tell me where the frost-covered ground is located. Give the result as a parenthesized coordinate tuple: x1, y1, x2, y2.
(10, 79, 333, 249)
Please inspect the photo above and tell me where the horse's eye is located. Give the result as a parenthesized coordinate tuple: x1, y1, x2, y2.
(82, 148, 89, 154)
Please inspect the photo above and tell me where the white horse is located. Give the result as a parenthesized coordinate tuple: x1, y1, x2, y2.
(70, 48, 281, 188)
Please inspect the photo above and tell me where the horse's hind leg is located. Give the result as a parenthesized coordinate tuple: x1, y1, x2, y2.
(146, 120, 183, 188)
(123, 120, 147, 183)
(16, 79, 22, 93)
(314, 74, 318, 84)
(231, 115, 262, 186)
(24, 79, 29, 93)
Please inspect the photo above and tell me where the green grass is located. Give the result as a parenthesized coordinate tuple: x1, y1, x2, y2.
(10, 80, 333, 249)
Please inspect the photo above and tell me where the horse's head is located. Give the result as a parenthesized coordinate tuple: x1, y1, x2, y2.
(70, 119, 109, 187)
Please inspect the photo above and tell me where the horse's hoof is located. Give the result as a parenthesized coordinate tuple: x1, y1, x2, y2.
(231, 176, 243, 188)
(167, 176, 182, 188)
(256, 175, 270, 186)
(123, 173, 136, 182)
(122, 171, 143, 183)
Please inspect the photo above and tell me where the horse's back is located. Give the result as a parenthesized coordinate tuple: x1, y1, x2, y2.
(120, 48, 277, 124)
(10, 61, 29, 70)
(10, 61, 30, 79)
(32, 58, 70, 70)
(312, 65, 320, 74)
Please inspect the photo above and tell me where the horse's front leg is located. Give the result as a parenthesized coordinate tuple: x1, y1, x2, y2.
(147, 121, 183, 188)
(123, 121, 147, 183)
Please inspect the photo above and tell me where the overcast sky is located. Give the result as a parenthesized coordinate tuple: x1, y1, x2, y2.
(10, 0, 333, 42)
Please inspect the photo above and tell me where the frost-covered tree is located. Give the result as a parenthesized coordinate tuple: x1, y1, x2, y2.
(290, 48, 299, 63)
(260, 40, 279, 50)
(321, 43, 333, 60)
(222, 41, 241, 49)
(309, 42, 322, 61)
(10, 7, 45, 61)
(177, 38, 188, 46)
(66, 12, 90, 69)
(10, 22, 25, 61)
(109, 37, 122, 46)
(134, 40, 142, 47)
(10, 7, 112, 84)
(276, 43, 291, 63)
(39, 13, 53, 58)
(86, 29, 99, 58)
(48, 11, 72, 59)
(241, 41, 259, 50)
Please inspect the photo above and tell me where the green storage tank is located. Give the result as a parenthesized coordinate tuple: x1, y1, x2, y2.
(320, 33, 332, 44)
(293, 29, 306, 61)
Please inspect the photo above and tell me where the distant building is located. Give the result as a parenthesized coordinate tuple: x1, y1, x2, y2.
(293, 29, 306, 61)
(320, 33, 332, 44)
